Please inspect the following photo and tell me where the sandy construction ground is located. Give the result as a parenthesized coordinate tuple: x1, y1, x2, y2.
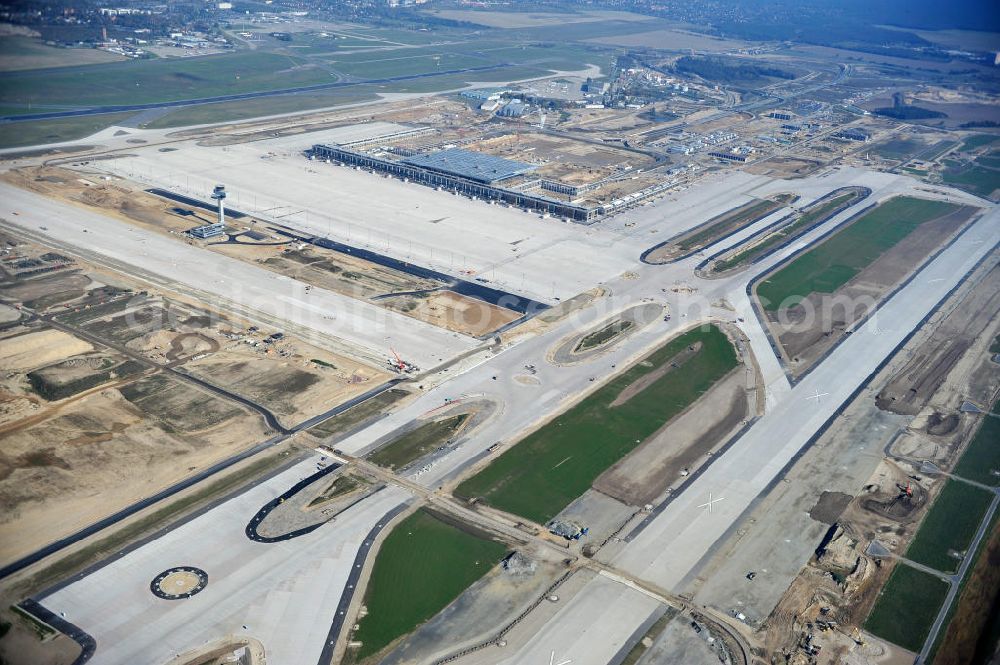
(0, 378, 269, 565)
(184, 341, 387, 426)
(594, 369, 749, 506)
(0, 327, 92, 371)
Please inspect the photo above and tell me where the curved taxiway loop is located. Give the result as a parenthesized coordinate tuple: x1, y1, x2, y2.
(245, 463, 343, 543)
(548, 302, 666, 366)
(17, 599, 96, 665)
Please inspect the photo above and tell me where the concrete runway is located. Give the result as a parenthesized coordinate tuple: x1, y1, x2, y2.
(39, 458, 410, 665)
(12, 154, 997, 664)
(0, 182, 477, 369)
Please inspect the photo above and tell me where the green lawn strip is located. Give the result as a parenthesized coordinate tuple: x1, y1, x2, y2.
(952, 397, 1000, 486)
(454, 325, 738, 523)
(352, 509, 506, 659)
(0, 52, 334, 112)
(927, 509, 1000, 663)
(712, 192, 856, 273)
(143, 88, 381, 129)
(864, 563, 950, 652)
(0, 112, 138, 149)
(368, 414, 469, 469)
(308, 388, 409, 440)
(905, 479, 993, 573)
(756, 196, 959, 311)
(676, 197, 785, 252)
(575, 319, 634, 352)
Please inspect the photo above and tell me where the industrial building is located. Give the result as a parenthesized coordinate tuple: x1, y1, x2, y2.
(188, 222, 226, 239)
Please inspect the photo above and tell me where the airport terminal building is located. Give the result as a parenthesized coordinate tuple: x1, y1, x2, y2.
(311, 143, 600, 222)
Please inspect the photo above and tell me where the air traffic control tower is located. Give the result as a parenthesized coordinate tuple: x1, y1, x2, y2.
(211, 185, 226, 224)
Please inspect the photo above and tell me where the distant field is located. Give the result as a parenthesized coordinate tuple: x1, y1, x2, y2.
(941, 158, 1000, 199)
(874, 137, 929, 161)
(0, 112, 138, 149)
(420, 9, 654, 29)
(864, 563, 949, 652)
(0, 36, 125, 71)
(351, 509, 505, 659)
(143, 87, 381, 129)
(756, 196, 960, 310)
(0, 52, 336, 114)
(905, 479, 993, 573)
(961, 134, 1000, 151)
(454, 325, 738, 523)
(952, 399, 1000, 486)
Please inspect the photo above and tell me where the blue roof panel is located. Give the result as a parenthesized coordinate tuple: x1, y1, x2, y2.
(402, 148, 536, 183)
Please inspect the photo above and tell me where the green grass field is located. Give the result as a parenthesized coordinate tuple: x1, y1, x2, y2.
(905, 479, 993, 573)
(864, 563, 950, 652)
(961, 134, 1000, 151)
(0, 111, 138, 149)
(713, 191, 859, 273)
(575, 319, 634, 351)
(143, 87, 380, 129)
(368, 414, 469, 469)
(942, 162, 1000, 198)
(308, 388, 410, 440)
(756, 196, 960, 311)
(351, 509, 506, 659)
(677, 195, 788, 252)
(454, 325, 738, 523)
(0, 52, 336, 114)
(952, 398, 1000, 486)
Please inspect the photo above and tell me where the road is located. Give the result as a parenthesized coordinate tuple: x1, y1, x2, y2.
(7, 154, 997, 664)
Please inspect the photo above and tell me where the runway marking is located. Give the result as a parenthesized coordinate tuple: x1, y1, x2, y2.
(549, 651, 572, 665)
(697, 493, 724, 514)
(552, 456, 572, 469)
(805, 390, 829, 404)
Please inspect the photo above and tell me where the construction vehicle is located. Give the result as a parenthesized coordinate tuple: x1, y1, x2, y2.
(387, 348, 418, 374)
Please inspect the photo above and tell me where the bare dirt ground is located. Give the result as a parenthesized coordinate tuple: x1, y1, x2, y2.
(183, 341, 387, 426)
(0, 379, 269, 565)
(382, 290, 520, 337)
(768, 204, 980, 376)
(876, 260, 1000, 415)
(745, 156, 825, 178)
(595, 370, 748, 506)
(0, 327, 92, 372)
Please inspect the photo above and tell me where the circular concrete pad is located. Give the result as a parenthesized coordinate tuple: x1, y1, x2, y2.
(150, 566, 208, 600)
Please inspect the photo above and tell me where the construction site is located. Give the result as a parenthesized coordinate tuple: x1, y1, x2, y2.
(0, 11, 997, 665)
